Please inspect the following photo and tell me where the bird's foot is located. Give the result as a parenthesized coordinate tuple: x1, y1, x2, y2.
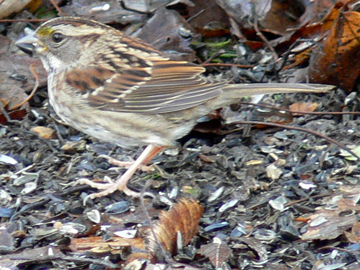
(75, 176, 147, 205)
(75, 144, 165, 205)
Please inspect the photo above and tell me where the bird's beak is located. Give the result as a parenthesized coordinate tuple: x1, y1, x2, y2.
(15, 28, 43, 56)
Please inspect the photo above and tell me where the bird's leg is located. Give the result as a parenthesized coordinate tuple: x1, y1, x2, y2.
(75, 144, 166, 202)
(99, 150, 161, 172)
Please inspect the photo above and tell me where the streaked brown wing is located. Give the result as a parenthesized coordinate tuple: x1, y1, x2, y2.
(113, 60, 223, 113)
(65, 58, 223, 114)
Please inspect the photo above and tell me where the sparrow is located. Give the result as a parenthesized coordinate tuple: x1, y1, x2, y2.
(15, 16, 333, 201)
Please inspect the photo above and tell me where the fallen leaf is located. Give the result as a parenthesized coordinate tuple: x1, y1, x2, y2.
(300, 197, 360, 240)
(30, 126, 57, 140)
(289, 102, 319, 114)
(344, 221, 360, 243)
(146, 197, 204, 255)
(309, 10, 360, 91)
(198, 237, 231, 268)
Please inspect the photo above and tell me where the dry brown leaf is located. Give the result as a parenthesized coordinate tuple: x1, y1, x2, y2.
(70, 197, 203, 267)
(187, 0, 230, 38)
(240, 236, 268, 262)
(300, 0, 344, 28)
(289, 102, 319, 114)
(0, 35, 47, 124)
(135, 7, 195, 61)
(198, 237, 231, 268)
(309, 10, 360, 91)
(30, 126, 57, 140)
(283, 48, 312, 70)
(344, 221, 360, 243)
(300, 197, 360, 241)
(216, 0, 301, 35)
(275, 1, 343, 56)
(0, 101, 28, 124)
(255, 109, 294, 125)
(146, 197, 204, 255)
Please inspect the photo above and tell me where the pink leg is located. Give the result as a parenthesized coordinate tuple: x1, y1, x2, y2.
(98, 155, 155, 172)
(75, 144, 165, 203)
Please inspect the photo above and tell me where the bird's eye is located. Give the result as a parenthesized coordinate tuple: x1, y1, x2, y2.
(52, 32, 64, 43)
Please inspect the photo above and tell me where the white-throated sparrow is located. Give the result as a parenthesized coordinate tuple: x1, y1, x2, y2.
(16, 16, 333, 201)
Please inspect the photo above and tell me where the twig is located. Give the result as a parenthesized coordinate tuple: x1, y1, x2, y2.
(252, 16, 278, 62)
(9, 64, 39, 111)
(49, 0, 64, 14)
(240, 101, 360, 115)
(0, 19, 47, 22)
(202, 63, 254, 68)
(202, 49, 226, 64)
(10, 253, 120, 269)
(187, 9, 205, 23)
(285, 193, 334, 207)
(249, 192, 335, 210)
(224, 120, 360, 160)
(0, 100, 12, 123)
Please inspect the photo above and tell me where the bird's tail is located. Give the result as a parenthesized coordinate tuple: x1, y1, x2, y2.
(228, 83, 333, 95)
(207, 83, 335, 110)
(215, 83, 334, 106)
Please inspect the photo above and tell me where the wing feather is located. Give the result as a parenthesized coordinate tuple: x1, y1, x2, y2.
(65, 54, 222, 113)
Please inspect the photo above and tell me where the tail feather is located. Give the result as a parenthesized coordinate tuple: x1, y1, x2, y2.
(211, 83, 335, 108)
(226, 83, 334, 96)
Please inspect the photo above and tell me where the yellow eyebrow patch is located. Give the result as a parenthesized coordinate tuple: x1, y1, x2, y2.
(37, 27, 54, 36)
